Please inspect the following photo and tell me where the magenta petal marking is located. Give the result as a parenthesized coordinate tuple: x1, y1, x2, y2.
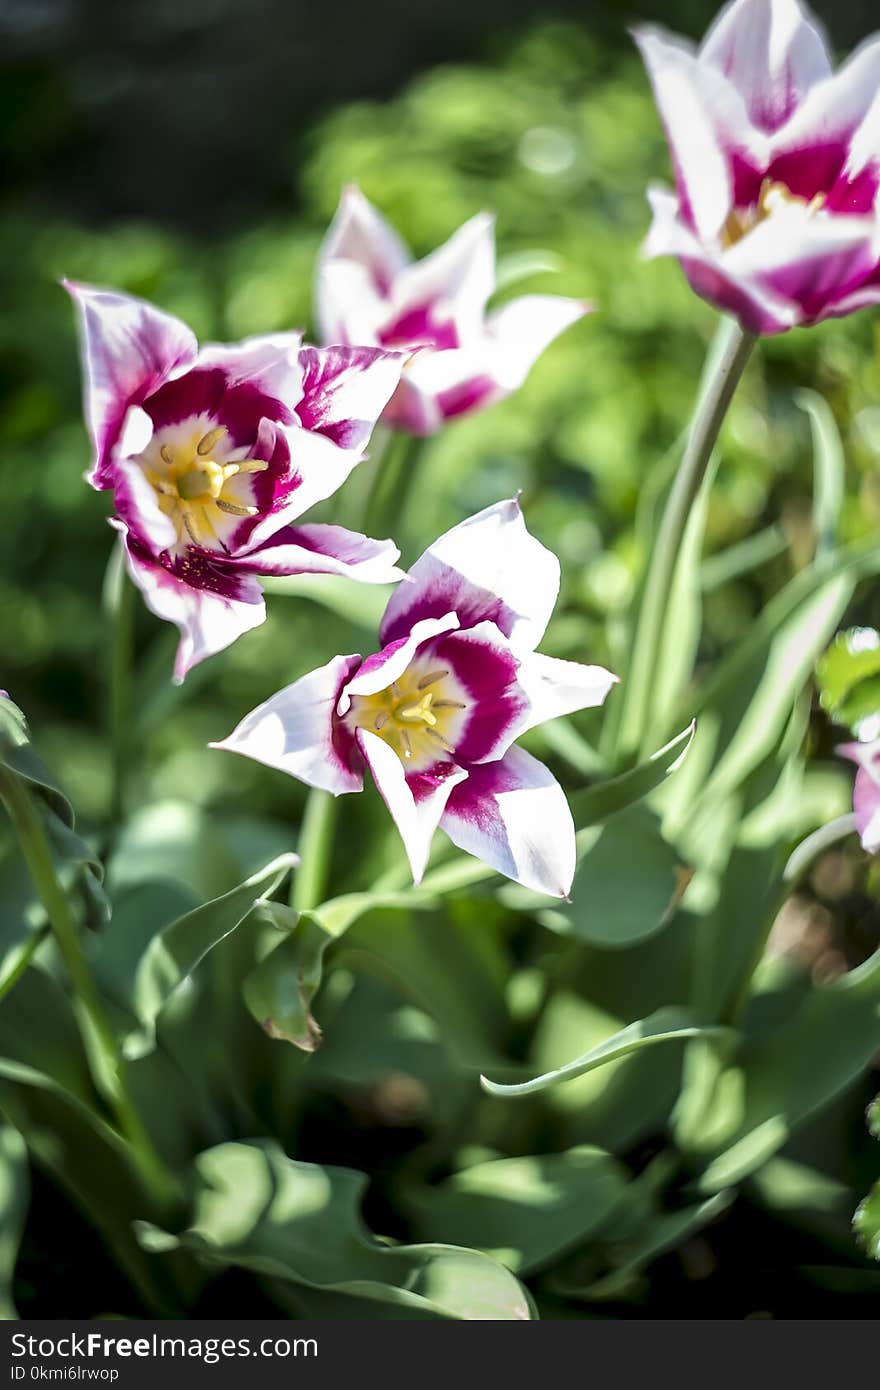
(145, 367, 296, 443)
(65, 282, 198, 490)
(295, 345, 404, 452)
(440, 744, 576, 897)
(430, 625, 526, 764)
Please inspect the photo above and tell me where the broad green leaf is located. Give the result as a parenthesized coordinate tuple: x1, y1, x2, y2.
(568, 722, 695, 828)
(109, 802, 295, 903)
(817, 627, 880, 736)
(696, 948, 880, 1193)
(125, 854, 297, 1058)
(501, 804, 688, 949)
(481, 1006, 730, 1097)
(0, 695, 74, 825)
(108, 801, 243, 901)
(336, 906, 512, 1072)
(138, 1140, 533, 1320)
(242, 903, 332, 1051)
(797, 388, 844, 557)
(0, 847, 50, 1000)
(0, 1121, 28, 1319)
(0, 694, 108, 929)
(751, 1156, 857, 1247)
(0, 967, 123, 1152)
(409, 1145, 630, 1275)
(552, 1190, 732, 1302)
(0, 967, 186, 1313)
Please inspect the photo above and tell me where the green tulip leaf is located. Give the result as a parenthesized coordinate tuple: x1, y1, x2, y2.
(125, 854, 297, 1058)
(797, 388, 844, 558)
(409, 1145, 630, 1275)
(697, 949, 880, 1193)
(568, 722, 695, 827)
(0, 693, 108, 931)
(242, 903, 332, 1051)
(137, 1140, 533, 1320)
(481, 1006, 730, 1097)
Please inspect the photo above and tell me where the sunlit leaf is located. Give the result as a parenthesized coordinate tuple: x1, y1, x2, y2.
(125, 854, 297, 1058)
(568, 721, 695, 827)
(242, 903, 332, 1051)
(481, 1006, 730, 1097)
(409, 1145, 630, 1274)
(0, 693, 108, 930)
(817, 627, 880, 736)
(138, 1140, 533, 1319)
(501, 804, 688, 948)
(696, 949, 880, 1193)
(797, 389, 844, 558)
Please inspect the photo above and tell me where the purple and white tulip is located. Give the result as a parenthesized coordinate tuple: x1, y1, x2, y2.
(838, 740, 880, 855)
(66, 283, 406, 680)
(635, 0, 880, 334)
(214, 499, 617, 897)
(315, 187, 591, 435)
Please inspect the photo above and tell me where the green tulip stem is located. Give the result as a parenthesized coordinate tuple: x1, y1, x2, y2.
(361, 429, 420, 540)
(0, 765, 180, 1214)
(292, 787, 338, 912)
(616, 320, 757, 764)
(104, 541, 136, 825)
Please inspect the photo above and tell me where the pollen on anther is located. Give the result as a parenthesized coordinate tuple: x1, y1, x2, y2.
(216, 500, 258, 517)
(374, 711, 390, 732)
(197, 426, 227, 457)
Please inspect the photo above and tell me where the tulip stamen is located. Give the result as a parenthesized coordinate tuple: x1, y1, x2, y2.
(197, 426, 228, 457)
(216, 499, 259, 517)
(722, 177, 828, 249)
(417, 668, 449, 690)
(425, 728, 454, 751)
(346, 661, 469, 770)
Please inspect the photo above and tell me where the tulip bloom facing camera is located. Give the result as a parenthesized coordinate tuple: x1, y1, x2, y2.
(316, 186, 590, 434)
(636, 0, 880, 334)
(67, 283, 405, 680)
(838, 739, 880, 855)
(214, 500, 617, 896)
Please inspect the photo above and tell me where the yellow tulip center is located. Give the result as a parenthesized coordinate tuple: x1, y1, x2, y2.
(142, 425, 269, 548)
(346, 666, 467, 767)
(722, 178, 827, 249)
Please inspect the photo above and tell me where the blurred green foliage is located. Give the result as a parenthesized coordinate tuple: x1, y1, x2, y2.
(1, 21, 879, 1319)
